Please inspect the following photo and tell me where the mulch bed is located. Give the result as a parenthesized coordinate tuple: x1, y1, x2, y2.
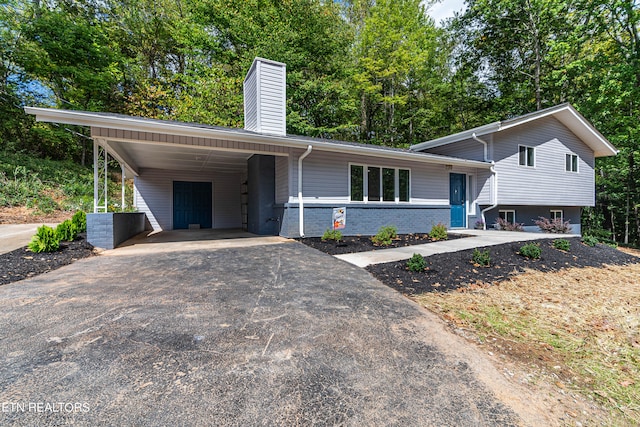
(297, 233, 466, 255)
(366, 238, 640, 295)
(0, 235, 95, 286)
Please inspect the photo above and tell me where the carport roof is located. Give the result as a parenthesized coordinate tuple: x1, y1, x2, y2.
(25, 107, 493, 170)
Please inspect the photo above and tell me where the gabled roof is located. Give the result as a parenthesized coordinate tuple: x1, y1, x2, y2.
(24, 107, 493, 169)
(410, 103, 618, 157)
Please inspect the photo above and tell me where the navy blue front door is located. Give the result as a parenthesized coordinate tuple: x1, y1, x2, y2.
(450, 173, 466, 228)
(173, 181, 212, 229)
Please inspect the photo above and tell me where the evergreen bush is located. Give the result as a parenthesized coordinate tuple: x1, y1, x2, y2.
(472, 248, 491, 266)
(519, 243, 541, 259)
(553, 239, 571, 251)
(72, 210, 87, 233)
(371, 225, 398, 246)
(429, 223, 448, 241)
(56, 219, 78, 242)
(321, 228, 343, 241)
(28, 225, 60, 253)
(407, 253, 427, 272)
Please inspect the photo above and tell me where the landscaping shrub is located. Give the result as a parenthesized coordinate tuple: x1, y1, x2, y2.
(28, 225, 60, 253)
(407, 253, 427, 272)
(518, 243, 541, 259)
(72, 210, 87, 233)
(534, 216, 572, 233)
(581, 235, 599, 247)
(56, 219, 78, 242)
(495, 217, 524, 231)
(472, 248, 491, 267)
(371, 225, 398, 246)
(553, 238, 571, 251)
(429, 223, 448, 241)
(321, 228, 343, 242)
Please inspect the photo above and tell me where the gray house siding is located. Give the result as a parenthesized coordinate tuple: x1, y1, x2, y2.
(492, 117, 595, 206)
(134, 168, 242, 231)
(427, 138, 486, 161)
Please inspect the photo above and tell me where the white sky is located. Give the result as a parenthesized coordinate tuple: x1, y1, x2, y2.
(427, 0, 467, 25)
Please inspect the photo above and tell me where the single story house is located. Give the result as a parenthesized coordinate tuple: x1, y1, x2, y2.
(25, 58, 618, 248)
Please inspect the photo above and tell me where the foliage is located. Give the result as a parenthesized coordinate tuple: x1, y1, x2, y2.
(371, 225, 398, 246)
(321, 228, 343, 242)
(429, 223, 448, 241)
(72, 211, 87, 233)
(407, 253, 427, 272)
(471, 248, 491, 267)
(535, 216, 572, 233)
(552, 239, 571, 251)
(474, 220, 485, 229)
(495, 217, 524, 232)
(56, 219, 78, 242)
(28, 225, 60, 253)
(581, 235, 599, 247)
(519, 243, 541, 259)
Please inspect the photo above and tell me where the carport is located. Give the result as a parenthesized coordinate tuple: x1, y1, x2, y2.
(25, 108, 295, 249)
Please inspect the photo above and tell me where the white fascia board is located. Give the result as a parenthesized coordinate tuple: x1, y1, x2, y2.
(26, 107, 493, 169)
(410, 122, 500, 151)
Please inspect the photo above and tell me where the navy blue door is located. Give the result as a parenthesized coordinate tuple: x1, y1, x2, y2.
(173, 181, 212, 229)
(450, 173, 466, 228)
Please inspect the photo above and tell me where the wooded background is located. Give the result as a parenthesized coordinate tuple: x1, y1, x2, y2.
(1, 0, 638, 244)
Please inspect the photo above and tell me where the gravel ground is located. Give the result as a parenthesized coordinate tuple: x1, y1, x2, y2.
(366, 238, 640, 294)
(0, 235, 95, 286)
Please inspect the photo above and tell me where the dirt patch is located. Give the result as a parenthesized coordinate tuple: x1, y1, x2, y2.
(367, 238, 640, 294)
(0, 206, 72, 224)
(298, 233, 466, 255)
(0, 235, 95, 285)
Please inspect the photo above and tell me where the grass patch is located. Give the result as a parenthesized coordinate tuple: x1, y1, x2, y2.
(415, 264, 640, 425)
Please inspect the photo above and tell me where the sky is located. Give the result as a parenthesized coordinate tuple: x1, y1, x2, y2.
(427, 0, 467, 25)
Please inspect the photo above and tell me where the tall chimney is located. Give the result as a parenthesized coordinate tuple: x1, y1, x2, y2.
(243, 58, 287, 136)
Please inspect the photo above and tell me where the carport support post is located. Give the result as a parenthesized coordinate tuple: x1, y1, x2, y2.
(93, 140, 98, 213)
(121, 163, 126, 212)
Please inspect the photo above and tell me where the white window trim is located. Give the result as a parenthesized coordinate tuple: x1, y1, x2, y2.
(518, 145, 535, 168)
(349, 162, 411, 204)
(565, 153, 579, 173)
(467, 174, 476, 215)
(499, 209, 516, 223)
(550, 210, 563, 221)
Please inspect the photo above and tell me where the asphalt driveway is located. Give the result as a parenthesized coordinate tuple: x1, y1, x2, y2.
(0, 241, 546, 426)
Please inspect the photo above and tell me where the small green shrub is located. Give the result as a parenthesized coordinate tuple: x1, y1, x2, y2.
(472, 248, 491, 267)
(429, 223, 448, 241)
(371, 225, 398, 246)
(581, 235, 599, 247)
(28, 225, 60, 253)
(56, 219, 78, 242)
(519, 243, 541, 259)
(321, 228, 343, 242)
(553, 239, 571, 251)
(606, 242, 619, 249)
(72, 210, 87, 233)
(407, 253, 427, 272)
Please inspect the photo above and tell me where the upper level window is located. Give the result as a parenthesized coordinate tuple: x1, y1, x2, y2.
(566, 154, 578, 172)
(350, 164, 410, 202)
(519, 145, 535, 167)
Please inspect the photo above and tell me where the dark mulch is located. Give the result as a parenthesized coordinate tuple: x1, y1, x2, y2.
(297, 233, 467, 255)
(0, 235, 95, 286)
(366, 238, 640, 295)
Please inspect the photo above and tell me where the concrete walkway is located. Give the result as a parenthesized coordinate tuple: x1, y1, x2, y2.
(0, 223, 58, 255)
(335, 229, 577, 267)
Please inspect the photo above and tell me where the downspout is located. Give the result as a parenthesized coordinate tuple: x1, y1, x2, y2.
(472, 133, 498, 230)
(298, 145, 313, 237)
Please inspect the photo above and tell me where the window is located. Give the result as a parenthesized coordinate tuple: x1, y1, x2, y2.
(566, 154, 578, 172)
(350, 165, 364, 201)
(519, 145, 535, 167)
(499, 210, 516, 223)
(367, 167, 380, 201)
(350, 164, 410, 202)
(399, 169, 410, 202)
(550, 210, 563, 221)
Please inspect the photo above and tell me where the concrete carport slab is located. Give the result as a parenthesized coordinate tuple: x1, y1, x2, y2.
(0, 241, 549, 426)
